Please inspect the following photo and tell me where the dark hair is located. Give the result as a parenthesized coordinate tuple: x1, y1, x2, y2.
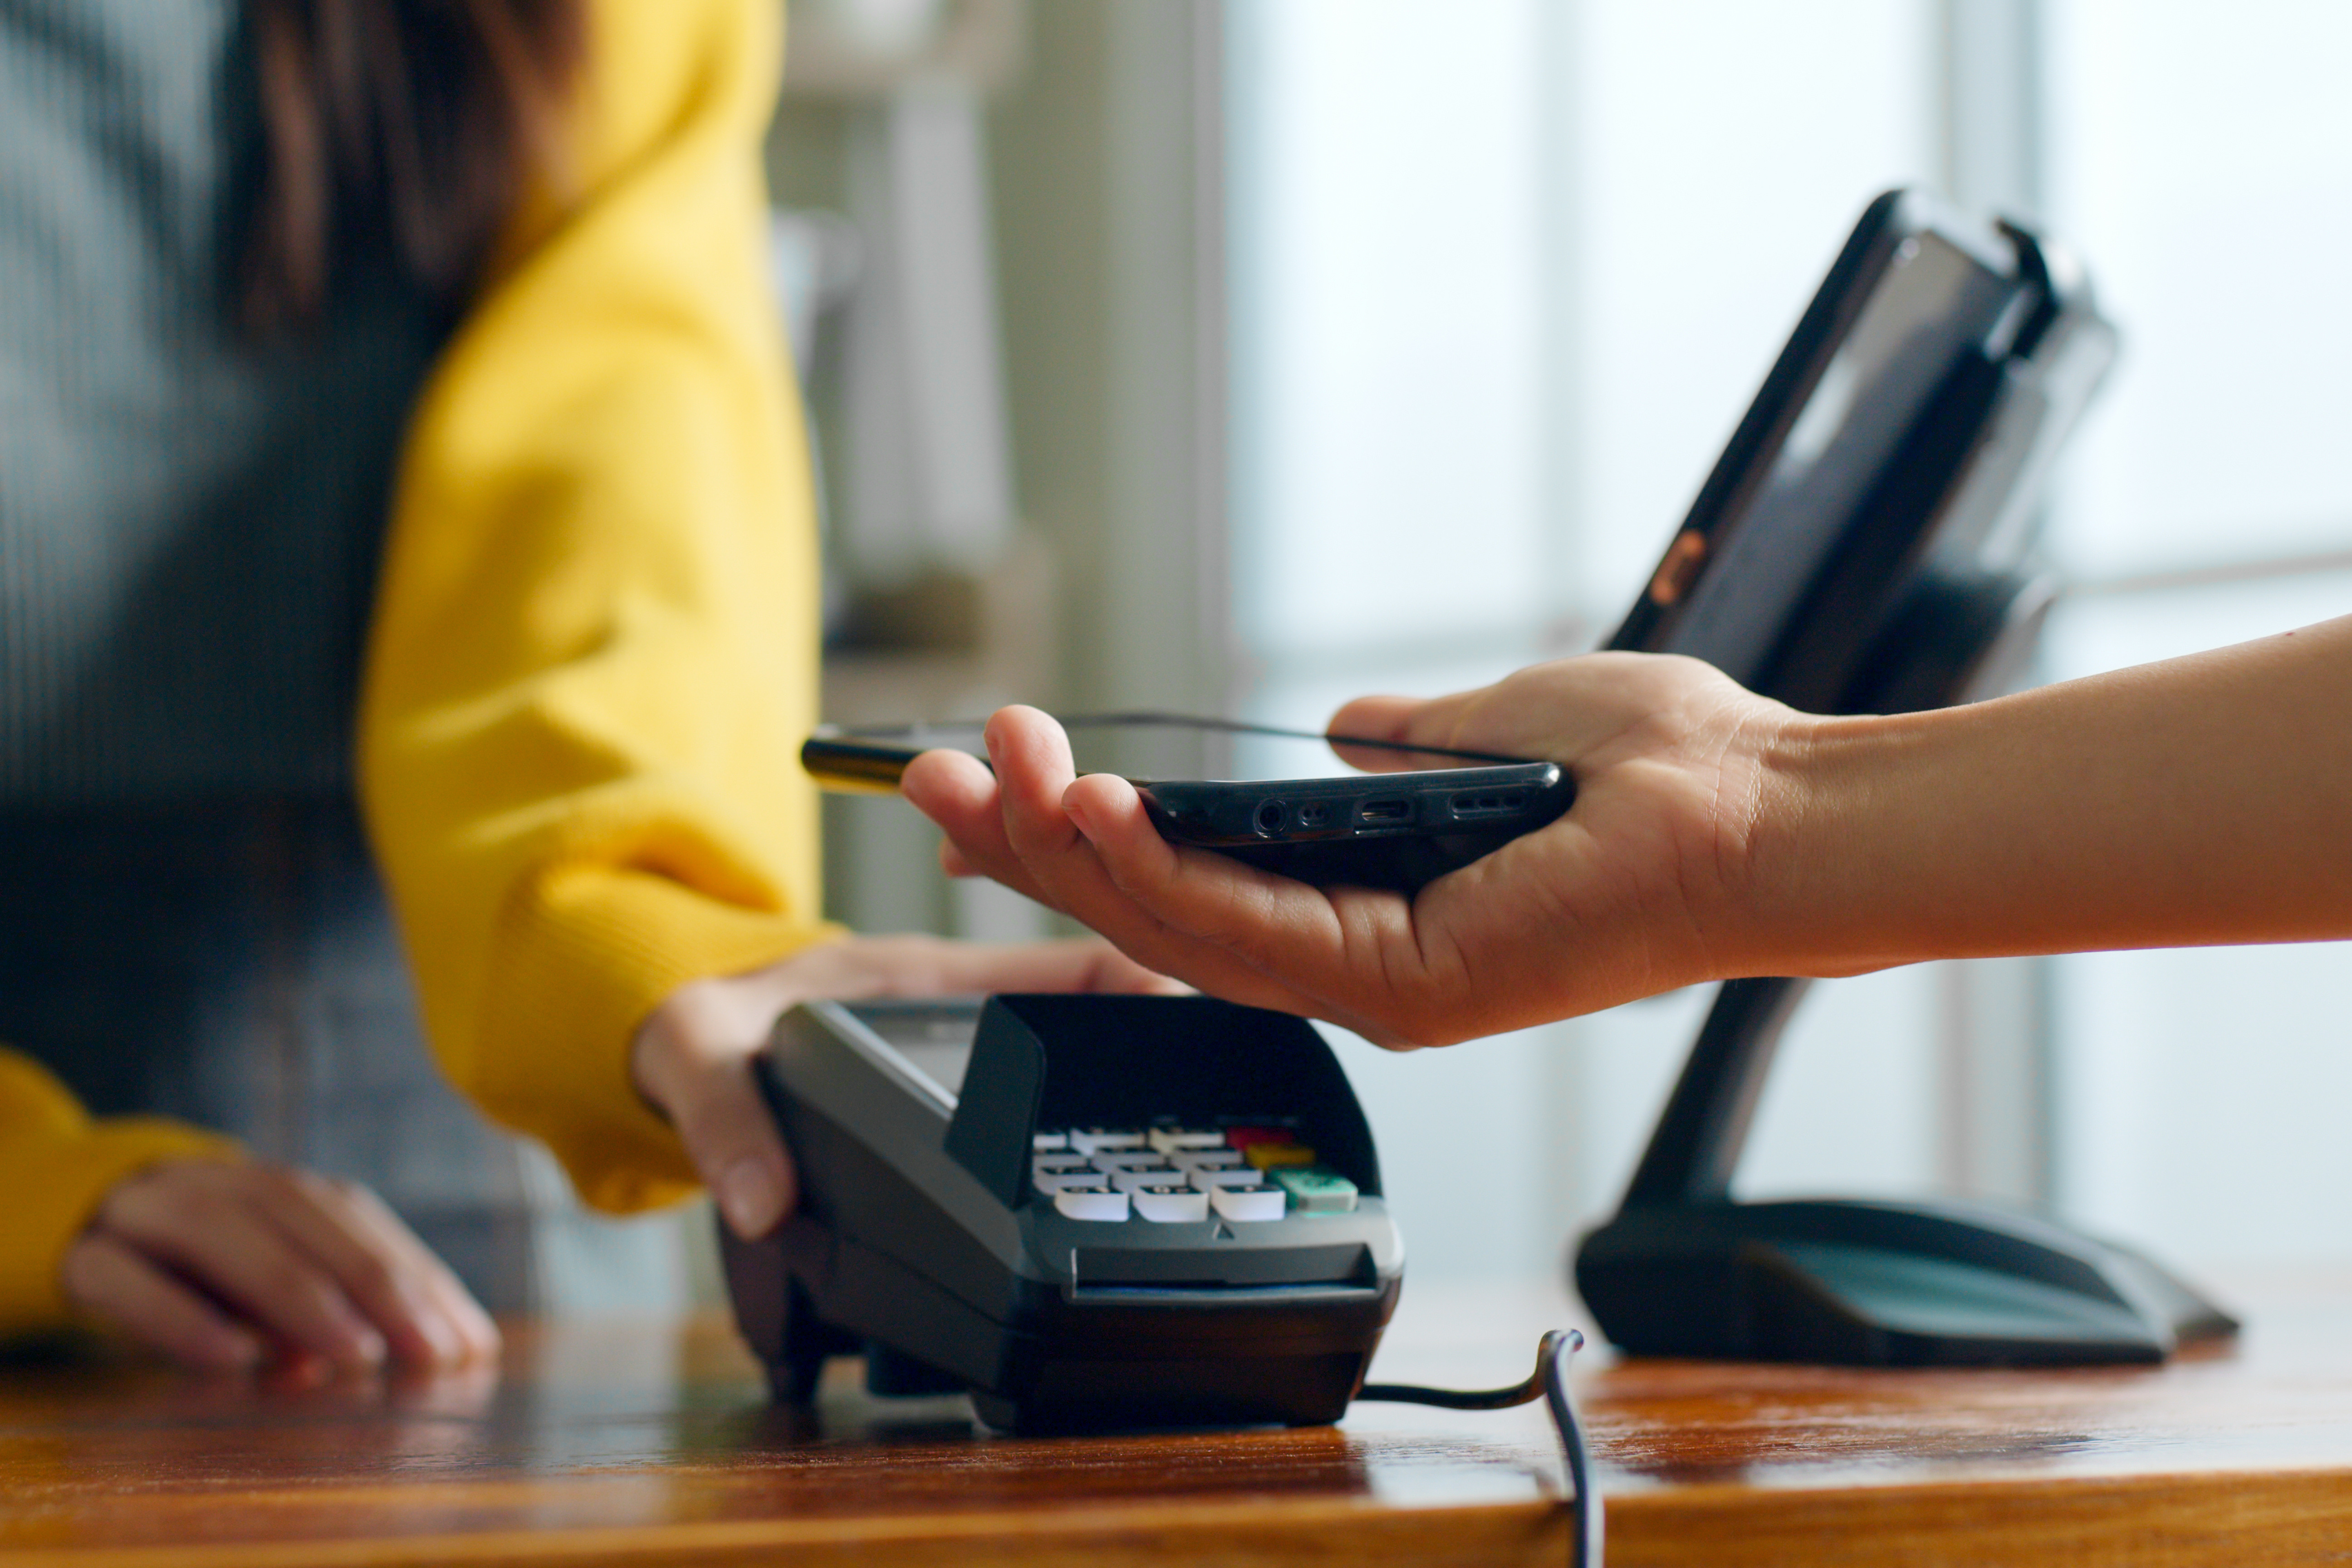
(242, 0, 587, 333)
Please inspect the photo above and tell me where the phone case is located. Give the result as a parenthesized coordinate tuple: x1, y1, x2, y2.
(1138, 763, 1571, 893)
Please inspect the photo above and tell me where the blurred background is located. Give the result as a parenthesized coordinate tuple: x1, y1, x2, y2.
(662, 0, 2352, 1302)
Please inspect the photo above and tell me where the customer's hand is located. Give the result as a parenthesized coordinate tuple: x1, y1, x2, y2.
(903, 620, 2352, 1047)
(64, 1160, 501, 1373)
(899, 655, 1810, 1048)
(631, 934, 1178, 1241)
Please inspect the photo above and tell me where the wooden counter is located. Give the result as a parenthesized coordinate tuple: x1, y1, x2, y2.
(5, 1272, 2352, 1566)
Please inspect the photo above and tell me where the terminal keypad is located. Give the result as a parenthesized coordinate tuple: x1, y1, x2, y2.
(1029, 1125, 1357, 1223)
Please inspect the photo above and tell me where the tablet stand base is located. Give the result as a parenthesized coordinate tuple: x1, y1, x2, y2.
(1571, 975, 2239, 1366)
(1578, 1194, 2235, 1366)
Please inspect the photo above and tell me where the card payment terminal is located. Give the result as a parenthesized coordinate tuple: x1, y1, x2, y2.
(719, 993, 1405, 1432)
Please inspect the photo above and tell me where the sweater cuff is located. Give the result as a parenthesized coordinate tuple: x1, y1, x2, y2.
(0, 1119, 242, 1339)
(475, 863, 840, 1214)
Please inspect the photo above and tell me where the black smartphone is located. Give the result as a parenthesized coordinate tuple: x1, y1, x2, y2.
(802, 714, 1573, 894)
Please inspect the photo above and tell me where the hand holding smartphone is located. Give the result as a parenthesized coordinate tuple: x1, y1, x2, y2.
(895, 664, 1784, 1046)
(805, 712, 1574, 894)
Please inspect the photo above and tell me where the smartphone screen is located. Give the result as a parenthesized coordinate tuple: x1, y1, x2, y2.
(808, 714, 1526, 790)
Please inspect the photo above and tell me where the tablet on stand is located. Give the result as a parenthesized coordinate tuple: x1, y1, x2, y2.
(1575, 188, 2236, 1365)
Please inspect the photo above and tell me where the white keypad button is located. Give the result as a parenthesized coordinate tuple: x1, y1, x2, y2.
(1186, 1166, 1267, 1190)
(1054, 1189, 1131, 1221)
(1147, 1127, 1227, 1154)
(1070, 1129, 1146, 1155)
(1090, 1149, 1167, 1172)
(1131, 1184, 1211, 1223)
(1032, 1131, 1070, 1151)
(1108, 1167, 1181, 1193)
(1210, 1185, 1286, 1222)
(1033, 1153, 1093, 1176)
(1035, 1171, 1117, 1194)
(1169, 1148, 1244, 1171)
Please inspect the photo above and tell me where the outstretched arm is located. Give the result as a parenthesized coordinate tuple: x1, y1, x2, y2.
(1754, 613, 2352, 970)
(902, 615, 2352, 1048)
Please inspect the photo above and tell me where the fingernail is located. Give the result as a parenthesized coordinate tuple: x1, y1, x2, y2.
(1065, 797, 1097, 840)
(208, 1329, 264, 1372)
(344, 1324, 388, 1367)
(397, 1282, 462, 1364)
(720, 1159, 780, 1238)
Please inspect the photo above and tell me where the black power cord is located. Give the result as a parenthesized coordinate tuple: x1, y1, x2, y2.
(1357, 1328, 1603, 1568)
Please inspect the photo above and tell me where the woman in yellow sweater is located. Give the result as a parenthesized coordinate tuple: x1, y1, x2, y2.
(0, 0, 1155, 1372)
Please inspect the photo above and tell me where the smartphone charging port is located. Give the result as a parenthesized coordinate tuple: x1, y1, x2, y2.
(1357, 798, 1411, 825)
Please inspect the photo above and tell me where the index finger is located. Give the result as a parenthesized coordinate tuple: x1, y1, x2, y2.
(969, 710, 1354, 1020)
(901, 742, 1068, 910)
(257, 1171, 500, 1366)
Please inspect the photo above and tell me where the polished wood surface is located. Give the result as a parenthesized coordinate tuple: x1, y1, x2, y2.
(7, 1272, 2352, 1566)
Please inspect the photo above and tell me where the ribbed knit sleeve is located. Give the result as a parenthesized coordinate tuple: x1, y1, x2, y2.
(0, 1049, 240, 1338)
(357, 0, 837, 1215)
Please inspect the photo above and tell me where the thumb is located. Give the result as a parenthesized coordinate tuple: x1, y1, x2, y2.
(1329, 692, 1471, 773)
(684, 1059, 799, 1240)
(632, 999, 799, 1240)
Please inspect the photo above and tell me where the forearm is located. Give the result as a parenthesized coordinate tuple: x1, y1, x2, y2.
(1761, 615, 2352, 973)
(360, 0, 834, 1212)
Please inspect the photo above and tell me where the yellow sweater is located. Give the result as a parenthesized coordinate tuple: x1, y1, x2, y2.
(0, 0, 832, 1336)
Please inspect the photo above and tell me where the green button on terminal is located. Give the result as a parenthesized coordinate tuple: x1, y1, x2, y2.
(1270, 1166, 1357, 1214)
